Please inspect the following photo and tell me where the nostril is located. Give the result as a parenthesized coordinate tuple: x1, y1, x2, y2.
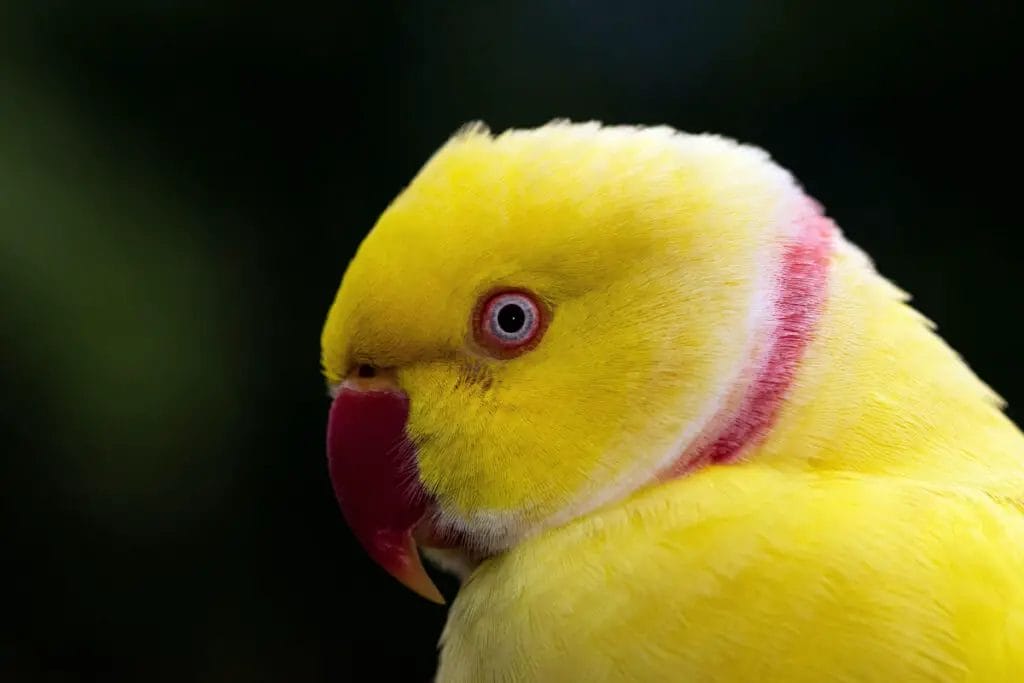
(357, 364, 376, 378)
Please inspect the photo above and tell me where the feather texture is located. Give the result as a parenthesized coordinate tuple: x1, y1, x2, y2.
(439, 467, 1024, 682)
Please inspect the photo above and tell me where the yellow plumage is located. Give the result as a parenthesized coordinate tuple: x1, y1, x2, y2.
(320, 121, 1024, 681)
(440, 468, 1024, 681)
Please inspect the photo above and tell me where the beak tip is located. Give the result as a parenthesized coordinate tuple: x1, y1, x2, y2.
(414, 581, 447, 606)
(390, 535, 446, 605)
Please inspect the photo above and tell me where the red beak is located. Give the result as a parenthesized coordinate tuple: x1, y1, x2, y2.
(326, 380, 444, 604)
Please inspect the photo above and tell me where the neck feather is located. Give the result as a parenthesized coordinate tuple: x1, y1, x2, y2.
(751, 230, 1024, 493)
(659, 200, 835, 478)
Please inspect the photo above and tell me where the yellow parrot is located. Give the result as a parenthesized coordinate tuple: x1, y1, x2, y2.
(320, 121, 1024, 682)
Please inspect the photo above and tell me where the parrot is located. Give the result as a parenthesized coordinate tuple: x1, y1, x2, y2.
(320, 121, 1024, 682)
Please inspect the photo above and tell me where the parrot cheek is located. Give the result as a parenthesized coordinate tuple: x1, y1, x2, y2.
(326, 385, 445, 604)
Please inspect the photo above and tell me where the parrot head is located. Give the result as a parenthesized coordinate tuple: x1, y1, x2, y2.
(321, 121, 833, 602)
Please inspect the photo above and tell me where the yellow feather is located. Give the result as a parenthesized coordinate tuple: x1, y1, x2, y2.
(761, 237, 1024, 494)
(439, 467, 1024, 682)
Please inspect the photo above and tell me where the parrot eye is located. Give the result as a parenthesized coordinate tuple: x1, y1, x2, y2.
(475, 289, 546, 357)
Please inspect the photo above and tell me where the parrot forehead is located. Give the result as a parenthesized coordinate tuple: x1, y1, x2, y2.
(372, 120, 790, 266)
(322, 120, 795, 380)
(390, 121, 716, 236)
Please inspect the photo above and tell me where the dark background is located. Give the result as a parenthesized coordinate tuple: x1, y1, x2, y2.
(1, 1, 1021, 680)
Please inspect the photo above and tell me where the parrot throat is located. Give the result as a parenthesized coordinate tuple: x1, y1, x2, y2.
(662, 202, 835, 478)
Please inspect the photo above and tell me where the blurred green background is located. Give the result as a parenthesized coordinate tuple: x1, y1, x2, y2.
(1, 1, 1020, 680)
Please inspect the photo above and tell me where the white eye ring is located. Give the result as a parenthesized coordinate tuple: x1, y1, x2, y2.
(476, 290, 544, 353)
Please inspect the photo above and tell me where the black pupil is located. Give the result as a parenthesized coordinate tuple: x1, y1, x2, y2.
(496, 303, 526, 334)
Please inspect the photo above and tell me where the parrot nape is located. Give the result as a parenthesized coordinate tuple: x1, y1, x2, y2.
(320, 121, 1024, 681)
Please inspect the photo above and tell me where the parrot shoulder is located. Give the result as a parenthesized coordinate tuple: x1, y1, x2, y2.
(436, 466, 1024, 682)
